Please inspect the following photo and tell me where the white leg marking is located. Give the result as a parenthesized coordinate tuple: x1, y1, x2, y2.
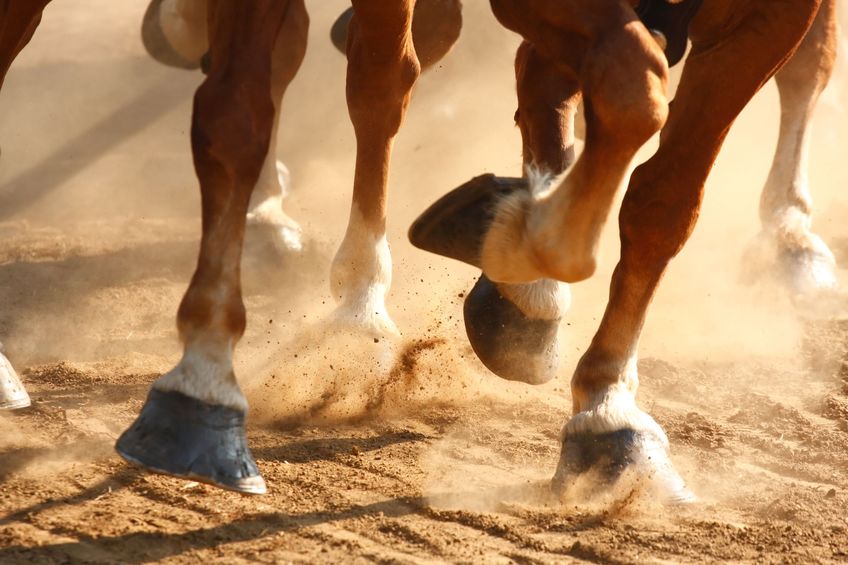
(481, 163, 622, 285)
(498, 278, 571, 321)
(565, 356, 667, 443)
(330, 207, 397, 336)
(755, 101, 838, 293)
(154, 341, 247, 412)
(247, 159, 303, 253)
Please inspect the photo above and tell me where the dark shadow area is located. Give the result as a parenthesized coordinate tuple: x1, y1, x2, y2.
(0, 238, 196, 358)
(0, 438, 112, 481)
(0, 63, 190, 221)
(0, 467, 140, 526)
(253, 430, 431, 465)
(0, 495, 425, 563)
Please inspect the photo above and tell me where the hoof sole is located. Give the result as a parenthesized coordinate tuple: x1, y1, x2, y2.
(409, 174, 526, 268)
(552, 429, 694, 505)
(115, 389, 266, 494)
(141, 0, 202, 70)
(1, 353, 30, 410)
(464, 275, 559, 384)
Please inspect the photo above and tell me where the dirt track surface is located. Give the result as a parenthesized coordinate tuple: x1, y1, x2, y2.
(2, 1, 848, 563)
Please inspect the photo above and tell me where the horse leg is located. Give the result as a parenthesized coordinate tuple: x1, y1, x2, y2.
(413, 1, 670, 287)
(331, 0, 462, 72)
(554, 0, 823, 502)
(0, 0, 51, 410)
(116, 0, 294, 494)
(246, 1, 308, 254)
(329, 0, 420, 336)
(745, 0, 839, 299)
(462, 41, 578, 384)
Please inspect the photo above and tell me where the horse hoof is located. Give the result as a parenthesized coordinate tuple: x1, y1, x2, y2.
(779, 246, 838, 299)
(0, 352, 30, 410)
(551, 429, 695, 505)
(409, 174, 527, 268)
(463, 275, 560, 384)
(141, 0, 202, 70)
(330, 7, 354, 55)
(115, 389, 266, 494)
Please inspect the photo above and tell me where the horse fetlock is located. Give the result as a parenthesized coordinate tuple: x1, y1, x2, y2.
(330, 228, 397, 336)
(153, 342, 247, 412)
(744, 215, 838, 296)
(481, 190, 598, 284)
(565, 383, 666, 443)
(247, 195, 303, 253)
(555, 376, 692, 504)
(331, 284, 399, 338)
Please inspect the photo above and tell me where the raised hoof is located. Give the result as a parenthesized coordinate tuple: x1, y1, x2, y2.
(551, 429, 695, 505)
(115, 389, 266, 494)
(330, 7, 354, 55)
(0, 352, 30, 410)
(409, 174, 527, 268)
(463, 275, 559, 385)
(141, 0, 202, 70)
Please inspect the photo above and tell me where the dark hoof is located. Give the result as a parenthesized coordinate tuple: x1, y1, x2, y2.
(463, 275, 559, 384)
(409, 174, 527, 268)
(141, 0, 202, 70)
(115, 389, 266, 494)
(636, 0, 704, 67)
(0, 354, 30, 410)
(330, 7, 354, 55)
(552, 429, 694, 505)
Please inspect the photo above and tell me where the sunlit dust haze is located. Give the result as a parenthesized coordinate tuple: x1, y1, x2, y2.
(1, 1, 847, 554)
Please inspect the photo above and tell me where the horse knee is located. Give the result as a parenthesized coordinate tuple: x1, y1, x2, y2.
(584, 22, 669, 145)
(192, 75, 276, 185)
(346, 15, 420, 136)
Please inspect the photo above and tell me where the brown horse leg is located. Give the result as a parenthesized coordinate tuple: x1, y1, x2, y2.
(462, 42, 579, 384)
(555, 0, 823, 502)
(330, 0, 420, 336)
(0, 0, 51, 410)
(331, 0, 461, 72)
(246, 0, 309, 253)
(116, 1, 295, 494)
(747, 0, 838, 299)
(0, 0, 50, 89)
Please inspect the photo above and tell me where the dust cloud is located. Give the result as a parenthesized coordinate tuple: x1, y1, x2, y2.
(0, 0, 846, 531)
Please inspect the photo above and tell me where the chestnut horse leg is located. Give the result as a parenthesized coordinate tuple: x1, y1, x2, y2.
(329, 0, 420, 336)
(747, 0, 838, 299)
(461, 42, 578, 385)
(412, 1, 671, 287)
(116, 1, 299, 494)
(331, 0, 463, 72)
(0, 0, 51, 410)
(555, 0, 823, 501)
(412, 1, 668, 381)
(245, 1, 308, 253)
(143, 0, 306, 253)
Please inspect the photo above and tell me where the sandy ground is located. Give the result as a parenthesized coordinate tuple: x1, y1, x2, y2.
(1, 1, 848, 563)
